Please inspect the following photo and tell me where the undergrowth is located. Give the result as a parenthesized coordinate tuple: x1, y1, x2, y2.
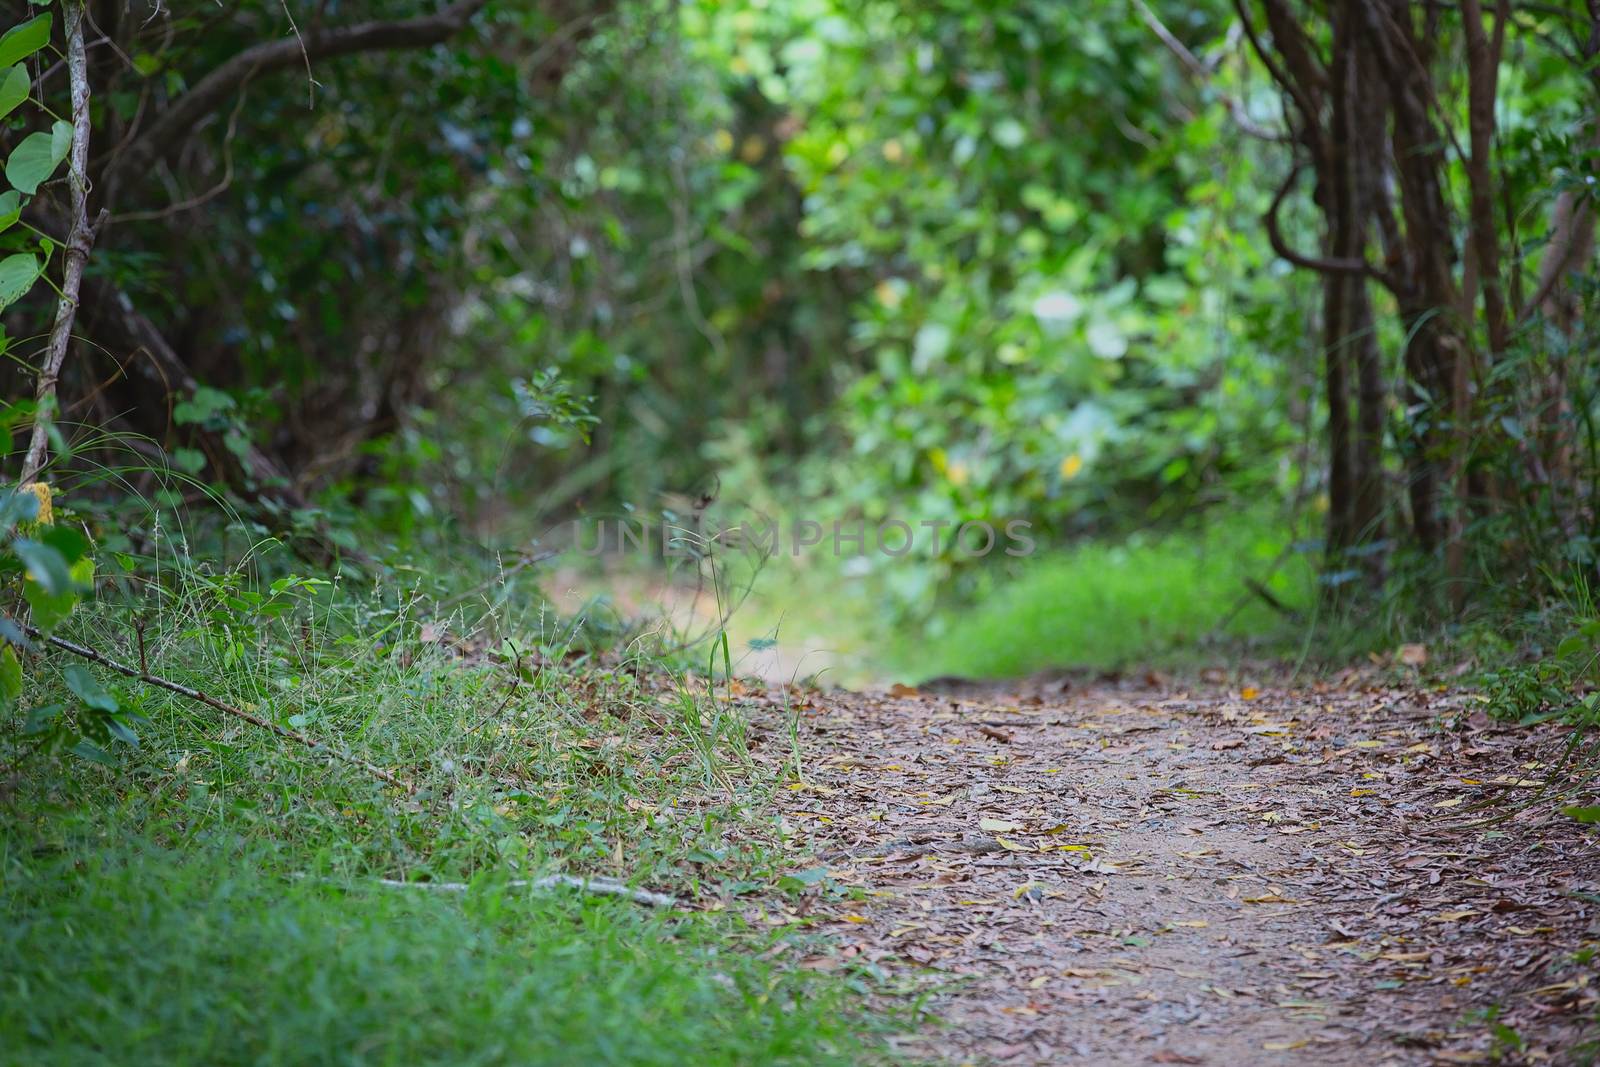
(0, 503, 905, 1065)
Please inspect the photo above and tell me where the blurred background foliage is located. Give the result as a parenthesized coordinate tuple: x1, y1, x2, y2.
(1, 0, 1597, 675)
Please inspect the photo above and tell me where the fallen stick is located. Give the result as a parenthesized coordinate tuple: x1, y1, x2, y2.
(372, 874, 680, 909)
(25, 625, 415, 794)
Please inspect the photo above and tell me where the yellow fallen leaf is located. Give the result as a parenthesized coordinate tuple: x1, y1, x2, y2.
(1169, 920, 1209, 928)
(1431, 910, 1479, 922)
(1240, 686, 1260, 700)
(1433, 796, 1465, 809)
(1350, 788, 1378, 797)
(980, 818, 1023, 833)
(842, 914, 868, 924)
(995, 836, 1029, 852)
(1263, 1040, 1309, 1051)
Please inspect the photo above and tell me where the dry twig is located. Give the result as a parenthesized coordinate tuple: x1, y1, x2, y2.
(25, 624, 415, 793)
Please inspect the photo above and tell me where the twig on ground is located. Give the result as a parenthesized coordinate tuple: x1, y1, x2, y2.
(371, 873, 680, 909)
(25, 625, 415, 794)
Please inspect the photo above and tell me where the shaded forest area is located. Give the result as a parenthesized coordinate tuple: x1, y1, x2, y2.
(1, 1, 1596, 619)
(3, 1, 1600, 1064)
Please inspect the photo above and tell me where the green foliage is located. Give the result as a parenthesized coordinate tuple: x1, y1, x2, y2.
(0, 529, 906, 1062)
(0, 485, 134, 761)
(0, 8, 64, 316)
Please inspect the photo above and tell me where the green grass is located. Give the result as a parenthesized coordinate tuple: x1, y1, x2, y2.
(887, 518, 1314, 680)
(0, 830, 872, 1067)
(0, 545, 903, 1066)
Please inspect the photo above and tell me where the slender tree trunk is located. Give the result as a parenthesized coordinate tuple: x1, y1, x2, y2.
(19, 2, 97, 486)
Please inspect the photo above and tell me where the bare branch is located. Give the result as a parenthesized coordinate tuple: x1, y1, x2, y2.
(368, 875, 680, 908)
(1265, 162, 1397, 288)
(27, 623, 416, 794)
(108, 0, 490, 184)
(1132, 0, 1287, 142)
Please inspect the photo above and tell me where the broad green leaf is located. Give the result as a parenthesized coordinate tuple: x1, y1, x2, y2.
(1562, 806, 1600, 824)
(49, 117, 69, 164)
(0, 189, 21, 234)
(172, 385, 236, 426)
(12, 537, 70, 594)
(0, 643, 21, 709)
(23, 581, 76, 634)
(69, 739, 116, 765)
(22, 701, 62, 735)
(0, 252, 38, 309)
(0, 64, 29, 120)
(0, 484, 40, 530)
(63, 664, 117, 712)
(38, 523, 87, 564)
(105, 715, 138, 746)
(0, 14, 52, 69)
(6, 120, 70, 194)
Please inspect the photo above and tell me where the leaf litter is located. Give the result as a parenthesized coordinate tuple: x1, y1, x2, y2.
(731, 672, 1600, 1064)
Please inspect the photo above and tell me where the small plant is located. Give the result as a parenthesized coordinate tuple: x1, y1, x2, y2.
(1480, 614, 1600, 725)
(0, 485, 137, 761)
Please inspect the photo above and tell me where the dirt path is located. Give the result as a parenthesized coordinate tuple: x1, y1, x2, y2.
(749, 674, 1600, 1065)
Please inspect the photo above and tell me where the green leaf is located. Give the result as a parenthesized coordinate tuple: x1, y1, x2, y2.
(0, 189, 21, 234)
(12, 537, 70, 593)
(0, 64, 29, 120)
(172, 385, 236, 427)
(24, 583, 76, 634)
(1561, 806, 1600, 824)
(0, 252, 38, 310)
(38, 523, 87, 564)
(0, 643, 21, 709)
(6, 120, 69, 194)
(15, 540, 88, 635)
(68, 739, 116, 766)
(0, 14, 52, 69)
(63, 664, 117, 713)
(105, 715, 138, 746)
(22, 701, 61, 735)
(0, 484, 40, 530)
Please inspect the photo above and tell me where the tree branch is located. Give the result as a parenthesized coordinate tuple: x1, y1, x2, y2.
(1133, 0, 1287, 142)
(20, 3, 101, 486)
(1265, 162, 1397, 288)
(108, 0, 490, 184)
(27, 623, 415, 794)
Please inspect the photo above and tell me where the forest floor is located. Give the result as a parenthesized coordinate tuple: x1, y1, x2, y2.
(734, 671, 1600, 1065)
